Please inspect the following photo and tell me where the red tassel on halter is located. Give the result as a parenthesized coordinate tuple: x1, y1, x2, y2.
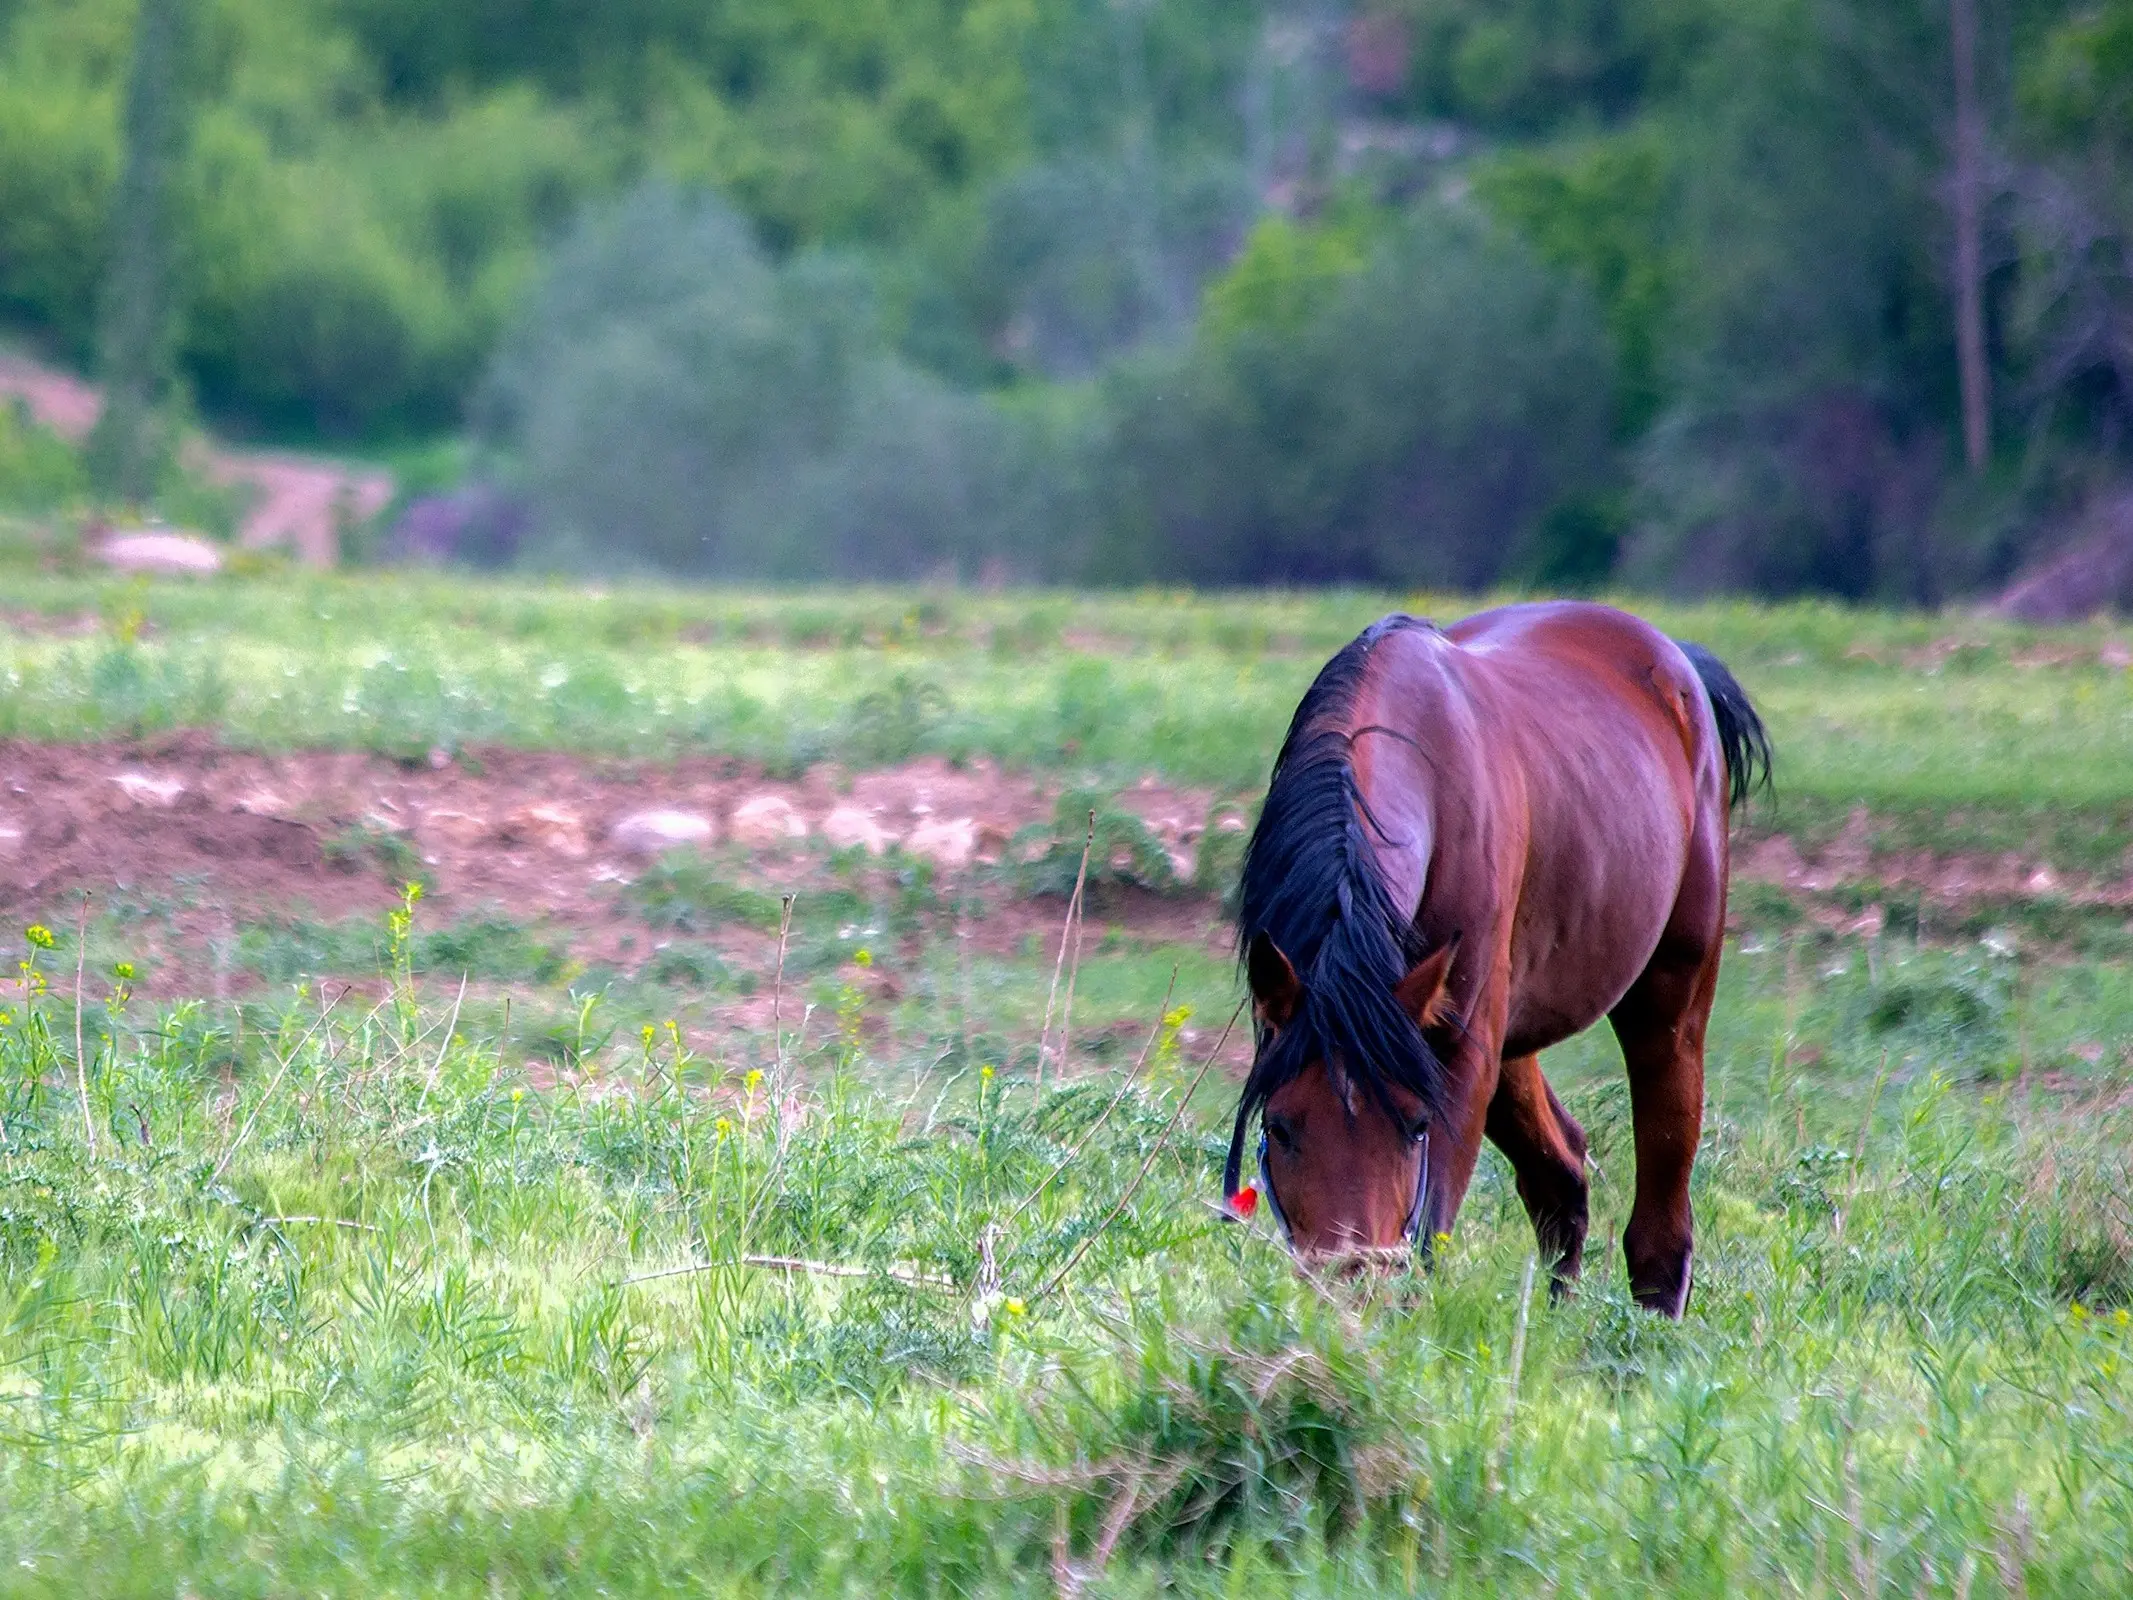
(1227, 1185, 1260, 1219)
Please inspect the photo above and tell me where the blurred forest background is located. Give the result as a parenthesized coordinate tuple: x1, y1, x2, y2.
(4, 0, 2133, 598)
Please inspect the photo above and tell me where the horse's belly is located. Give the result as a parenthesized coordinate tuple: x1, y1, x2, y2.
(1499, 800, 1686, 1057)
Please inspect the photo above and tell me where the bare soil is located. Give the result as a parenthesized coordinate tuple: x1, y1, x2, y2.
(0, 739, 1228, 997)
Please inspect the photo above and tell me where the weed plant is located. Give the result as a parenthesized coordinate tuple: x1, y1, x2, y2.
(1004, 788, 1185, 901)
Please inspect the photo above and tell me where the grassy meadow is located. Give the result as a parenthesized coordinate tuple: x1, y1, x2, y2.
(0, 575, 2125, 1593)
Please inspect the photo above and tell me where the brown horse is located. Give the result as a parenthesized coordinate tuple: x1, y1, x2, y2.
(1222, 601, 1769, 1315)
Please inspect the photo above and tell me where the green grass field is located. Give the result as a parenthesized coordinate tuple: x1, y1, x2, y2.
(5, 573, 2132, 825)
(0, 575, 2126, 1594)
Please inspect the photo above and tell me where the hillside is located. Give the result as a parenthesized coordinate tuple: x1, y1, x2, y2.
(6, 1, 2133, 593)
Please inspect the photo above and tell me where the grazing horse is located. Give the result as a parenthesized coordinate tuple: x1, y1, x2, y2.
(1222, 601, 1769, 1315)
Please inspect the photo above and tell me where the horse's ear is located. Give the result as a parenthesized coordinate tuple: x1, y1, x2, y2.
(1247, 933, 1301, 1027)
(1395, 935, 1461, 1029)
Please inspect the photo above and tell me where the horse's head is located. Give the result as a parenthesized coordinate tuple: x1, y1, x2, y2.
(1232, 932, 1457, 1267)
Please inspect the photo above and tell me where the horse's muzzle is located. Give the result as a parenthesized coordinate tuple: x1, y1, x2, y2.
(1294, 1243, 1419, 1278)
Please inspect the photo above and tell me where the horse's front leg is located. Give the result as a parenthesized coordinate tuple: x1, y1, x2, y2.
(1485, 1053, 1591, 1294)
(1415, 1034, 1502, 1250)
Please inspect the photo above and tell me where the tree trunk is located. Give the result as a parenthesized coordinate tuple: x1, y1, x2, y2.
(90, 0, 188, 507)
(1950, 0, 1989, 475)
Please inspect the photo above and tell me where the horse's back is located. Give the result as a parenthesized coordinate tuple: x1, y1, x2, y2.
(1444, 602, 1724, 823)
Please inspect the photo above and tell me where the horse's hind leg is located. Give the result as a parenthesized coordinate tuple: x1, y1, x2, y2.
(1608, 914, 1721, 1318)
(1485, 1054, 1589, 1293)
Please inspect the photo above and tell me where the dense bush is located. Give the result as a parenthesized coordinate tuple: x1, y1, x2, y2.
(0, 74, 117, 354)
(477, 188, 1610, 586)
(0, 401, 89, 512)
(478, 186, 1022, 579)
(1087, 205, 1616, 587)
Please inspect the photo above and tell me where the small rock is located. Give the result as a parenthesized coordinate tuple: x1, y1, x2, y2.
(611, 808, 716, 856)
(975, 822, 1013, 865)
(420, 809, 491, 847)
(2026, 866, 2059, 893)
(822, 804, 898, 856)
(112, 771, 185, 807)
(1146, 815, 1195, 880)
(730, 794, 808, 848)
(905, 815, 978, 869)
(93, 532, 222, 576)
(496, 803, 589, 858)
(231, 789, 286, 817)
(0, 826, 23, 857)
(1840, 903, 1886, 940)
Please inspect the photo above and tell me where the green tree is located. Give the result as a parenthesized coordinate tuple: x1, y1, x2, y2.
(87, 0, 188, 503)
(2013, 0, 2133, 458)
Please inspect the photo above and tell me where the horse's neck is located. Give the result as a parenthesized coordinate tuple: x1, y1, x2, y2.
(1347, 733, 1434, 927)
(1344, 624, 1475, 930)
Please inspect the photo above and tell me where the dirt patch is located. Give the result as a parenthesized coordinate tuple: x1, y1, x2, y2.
(1735, 820, 2133, 914)
(0, 740, 1232, 997)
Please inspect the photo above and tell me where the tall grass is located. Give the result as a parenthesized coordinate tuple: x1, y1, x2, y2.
(0, 889, 2123, 1592)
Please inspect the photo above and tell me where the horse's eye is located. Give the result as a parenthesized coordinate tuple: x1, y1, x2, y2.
(1267, 1115, 1296, 1153)
(1408, 1118, 1430, 1144)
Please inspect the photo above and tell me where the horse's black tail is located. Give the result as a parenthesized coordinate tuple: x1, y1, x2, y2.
(1676, 641, 1772, 811)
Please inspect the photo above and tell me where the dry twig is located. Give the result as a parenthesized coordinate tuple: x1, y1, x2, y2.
(259, 1215, 380, 1233)
(210, 988, 346, 1186)
(72, 891, 93, 1158)
(1051, 1458, 1150, 1599)
(1036, 811, 1094, 1087)
(771, 893, 795, 1144)
(623, 1253, 953, 1291)
(1005, 966, 1177, 1232)
(1489, 1254, 1537, 1492)
(417, 974, 468, 1107)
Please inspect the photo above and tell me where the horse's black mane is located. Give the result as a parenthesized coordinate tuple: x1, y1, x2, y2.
(1224, 614, 1448, 1198)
